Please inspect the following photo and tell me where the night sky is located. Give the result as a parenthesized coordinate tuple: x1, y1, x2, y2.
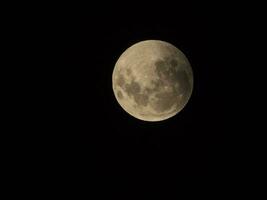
(68, 3, 236, 195)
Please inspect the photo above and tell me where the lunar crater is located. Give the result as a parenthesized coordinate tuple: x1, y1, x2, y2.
(126, 68, 132, 76)
(170, 59, 178, 67)
(117, 90, 123, 99)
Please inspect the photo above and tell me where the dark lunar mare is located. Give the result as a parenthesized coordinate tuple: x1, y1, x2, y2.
(152, 58, 191, 112)
(116, 72, 149, 107)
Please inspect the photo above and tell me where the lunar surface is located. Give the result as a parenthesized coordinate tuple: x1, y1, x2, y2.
(112, 40, 193, 121)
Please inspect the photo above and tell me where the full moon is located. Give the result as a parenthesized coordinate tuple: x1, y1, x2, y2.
(112, 40, 193, 122)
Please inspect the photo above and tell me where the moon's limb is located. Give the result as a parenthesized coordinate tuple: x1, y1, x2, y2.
(112, 40, 193, 122)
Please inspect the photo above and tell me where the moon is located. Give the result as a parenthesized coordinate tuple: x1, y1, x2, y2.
(112, 40, 193, 122)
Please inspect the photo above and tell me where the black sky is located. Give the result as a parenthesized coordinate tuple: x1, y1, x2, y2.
(1, 0, 260, 197)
